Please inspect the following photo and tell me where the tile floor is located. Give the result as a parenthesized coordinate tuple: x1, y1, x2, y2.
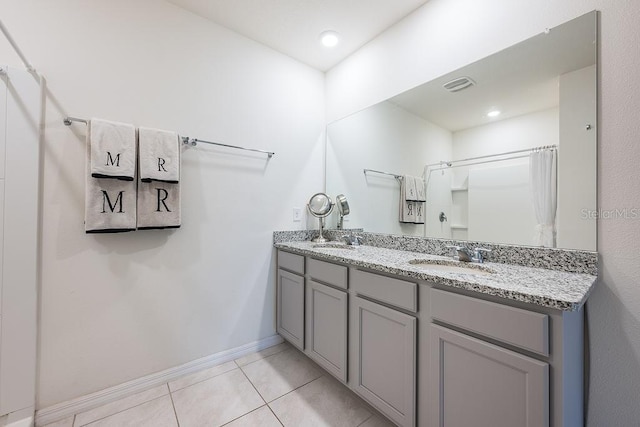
(44, 341, 395, 427)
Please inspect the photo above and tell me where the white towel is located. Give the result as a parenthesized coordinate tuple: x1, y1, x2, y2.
(139, 127, 180, 183)
(137, 178, 181, 230)
(90, 118, 137, 181)
(85, 123, 137, 233)
(404, 175, 418, 201)
(399, 178, 416, 223)
(414, 177, 426, 202)
(414, 202, 425, 224)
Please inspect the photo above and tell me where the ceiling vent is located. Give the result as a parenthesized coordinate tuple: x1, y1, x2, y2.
(443, 76, 476, 93)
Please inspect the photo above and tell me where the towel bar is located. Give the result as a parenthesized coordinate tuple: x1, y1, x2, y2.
(363, 168, 403, 180)
(181, 137, 274, 159)
(63, 116, 275, 159)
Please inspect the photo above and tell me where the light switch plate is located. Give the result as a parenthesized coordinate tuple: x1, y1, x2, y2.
(293, 207, 302, 222)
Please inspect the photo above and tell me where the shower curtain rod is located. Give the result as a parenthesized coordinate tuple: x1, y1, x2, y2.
(423, 145, 556, 190)
(425, 144, 557, 169)
(63, 116, 275, 158)
(426, 153, 530, 172)
(0, 19, 36, 73)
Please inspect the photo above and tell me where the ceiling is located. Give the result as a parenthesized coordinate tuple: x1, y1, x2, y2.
(167, 0, 429, 71)
(389, 12, 597, 131)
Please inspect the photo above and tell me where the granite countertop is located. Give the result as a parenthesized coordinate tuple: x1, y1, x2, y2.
(275, 241, 597, 311)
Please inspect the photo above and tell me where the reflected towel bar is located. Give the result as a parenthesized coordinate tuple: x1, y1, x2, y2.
(63, 116, 274, 158)
(63, 116, 88, 126)
(363, 168, 403, 180)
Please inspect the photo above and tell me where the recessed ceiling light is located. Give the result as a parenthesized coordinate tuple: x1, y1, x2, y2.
(319, 30, 340, 48)
(487, 110, 501, 118)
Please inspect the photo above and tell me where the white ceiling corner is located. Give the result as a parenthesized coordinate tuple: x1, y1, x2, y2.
(167, 0, 430, 71)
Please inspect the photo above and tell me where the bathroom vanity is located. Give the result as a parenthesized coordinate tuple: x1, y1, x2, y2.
(274, 236, 596, 427)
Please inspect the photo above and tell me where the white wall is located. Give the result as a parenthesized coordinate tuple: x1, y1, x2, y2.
(467, 162, 537, 245)
(326, 1, 640, 424)
(326, 101, 451, 236)
(424, 168, 454, 240)
(0, 0, 325, 408)
(452, 108, 559, 181)
(451, 108, 558, 245)
(557, 65, 597, 250)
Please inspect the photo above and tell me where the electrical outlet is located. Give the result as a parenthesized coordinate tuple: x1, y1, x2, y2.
(293, 207, 302, 222)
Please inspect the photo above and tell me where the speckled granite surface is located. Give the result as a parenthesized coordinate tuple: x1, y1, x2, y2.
(275, 241, 597, 311)
(273, 229, 364, 244)
(274, 230, 597, 275)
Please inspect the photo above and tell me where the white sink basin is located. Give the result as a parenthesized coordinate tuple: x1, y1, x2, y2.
(408, 259, 494, 275)
(312, 243, 356, 250)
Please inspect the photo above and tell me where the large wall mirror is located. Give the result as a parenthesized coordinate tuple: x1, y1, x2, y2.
(326, 11, 597, 251)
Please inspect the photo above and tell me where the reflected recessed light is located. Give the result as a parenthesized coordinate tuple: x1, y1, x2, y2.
(487, 110, 501, 118)
(320, 30, 340, 48)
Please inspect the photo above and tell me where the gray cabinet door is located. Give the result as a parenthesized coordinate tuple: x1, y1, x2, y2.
(353, 296, 416, 427)
(306, 279, 348, 382)
(430, 324, 549, 427)
(277, 268, 304, 350)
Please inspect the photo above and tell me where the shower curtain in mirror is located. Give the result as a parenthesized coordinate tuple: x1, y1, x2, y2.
(530, 149, 557, 247)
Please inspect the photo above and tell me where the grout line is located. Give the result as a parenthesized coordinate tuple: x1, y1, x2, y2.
(72, 394, 169, 427)
(263, 342, 291, 357)
(238, 345, 294, 369)
(168, 363, 239, 393)
(167, 384, 181, 427)
(266, 404, 285, 427)
(356, 413, 374, 426)
(237, 366, 268, 405)
(218, 405, 271, 427)
(266, 374, 325, 404)
(168, 343, 292, 395)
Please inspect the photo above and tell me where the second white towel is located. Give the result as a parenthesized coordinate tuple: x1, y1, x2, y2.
(139, 127, 180, 183)
(414, 177, 426, 202)
(399, 177, 416, 223)
(137, 179, 181, 230)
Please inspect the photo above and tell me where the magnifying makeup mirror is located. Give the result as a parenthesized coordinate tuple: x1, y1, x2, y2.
(307, 192, 334, 243)
(336, 194, 350, 230)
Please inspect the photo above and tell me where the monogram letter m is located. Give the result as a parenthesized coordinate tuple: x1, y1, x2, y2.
(105, 152, 121, 167)
(101, 191, 125, 213)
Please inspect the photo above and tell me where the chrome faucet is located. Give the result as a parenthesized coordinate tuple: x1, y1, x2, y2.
(342, 234, 363, 246)
(471, 247, 491, 263)
(446, 246, 491, 263)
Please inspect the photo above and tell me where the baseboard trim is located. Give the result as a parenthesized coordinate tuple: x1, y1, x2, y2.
(35, 334, 283, 426)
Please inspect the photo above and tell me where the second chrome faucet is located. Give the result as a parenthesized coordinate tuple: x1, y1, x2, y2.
(446, 246, 491, 263)
(342, 234, 363, 246)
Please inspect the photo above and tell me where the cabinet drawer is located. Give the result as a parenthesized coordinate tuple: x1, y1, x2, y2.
(307, 258, 348, 289)
(431, 288, 549, 356)
(278, 250, 304, 275)
(351, 269, 417, 312)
